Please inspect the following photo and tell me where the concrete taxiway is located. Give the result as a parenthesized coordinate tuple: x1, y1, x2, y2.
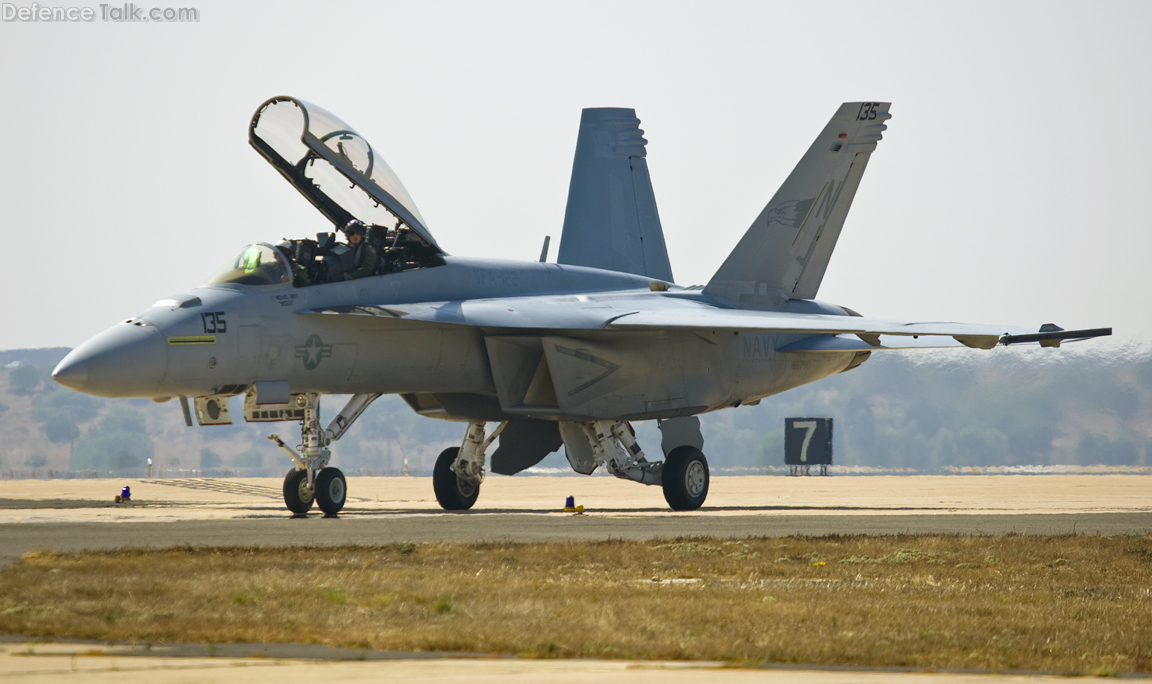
(1, 475, 1149, 565)
(0, 640, 1133, 683)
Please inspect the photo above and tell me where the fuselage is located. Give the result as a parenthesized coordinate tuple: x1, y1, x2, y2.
(53, 253, 865, 422)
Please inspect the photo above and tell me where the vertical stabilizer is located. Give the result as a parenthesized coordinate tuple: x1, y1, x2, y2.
(557, 108, 674, 282)
(705, 102, 891, 302)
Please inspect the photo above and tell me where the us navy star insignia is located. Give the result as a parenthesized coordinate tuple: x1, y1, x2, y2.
(295, 334, 332, 371)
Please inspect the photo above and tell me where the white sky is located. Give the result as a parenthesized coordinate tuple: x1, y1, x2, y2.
(1, 0, 1147, 350)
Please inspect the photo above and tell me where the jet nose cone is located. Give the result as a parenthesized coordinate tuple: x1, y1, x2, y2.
(51, 356, 89, 391)
(55, 324, 169, 397)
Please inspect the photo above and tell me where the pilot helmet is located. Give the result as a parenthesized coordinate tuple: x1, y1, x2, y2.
(344, 219, 366, 237)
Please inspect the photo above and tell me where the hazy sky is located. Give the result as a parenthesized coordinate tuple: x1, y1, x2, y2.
(1, 0, 1148, 350)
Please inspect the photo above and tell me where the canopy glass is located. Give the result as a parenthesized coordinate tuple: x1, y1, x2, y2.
(249, 96, 439, 251)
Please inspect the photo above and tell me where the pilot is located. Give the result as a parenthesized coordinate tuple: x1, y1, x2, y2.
(293, 261, 312, 287)
(344, 219, 378, 279)
(278, 240, 312, 287)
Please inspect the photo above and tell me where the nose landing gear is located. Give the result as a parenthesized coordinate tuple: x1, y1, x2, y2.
(269, 392, 378, 516)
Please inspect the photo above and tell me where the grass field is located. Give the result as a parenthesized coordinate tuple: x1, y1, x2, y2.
(2, 534, 1150, 675)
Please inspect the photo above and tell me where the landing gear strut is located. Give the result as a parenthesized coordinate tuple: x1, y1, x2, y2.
(561, 419, 710, 511)
(578, 420, 664, 486)
(269, 392, 379, 516)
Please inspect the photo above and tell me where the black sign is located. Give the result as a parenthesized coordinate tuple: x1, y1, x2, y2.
(785, 417, 833, 466)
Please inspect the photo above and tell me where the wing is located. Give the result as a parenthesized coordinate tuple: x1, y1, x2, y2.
(299, 294, 1110, 350)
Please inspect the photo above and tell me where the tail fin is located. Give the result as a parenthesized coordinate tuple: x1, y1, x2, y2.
(557, 108, 674, 282)
(705, 102, 891, 302)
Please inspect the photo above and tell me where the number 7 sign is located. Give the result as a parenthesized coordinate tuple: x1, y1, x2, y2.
(785, 417, 833, 468)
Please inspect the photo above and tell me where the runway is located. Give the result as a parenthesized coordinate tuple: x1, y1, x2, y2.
(5, 512, 1151, 567)
(1, 474, 1149, 565)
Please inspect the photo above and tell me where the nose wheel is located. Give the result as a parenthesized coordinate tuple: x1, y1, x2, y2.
(283, 468, 315, 514)
(315, 467, 347, 516)
(282, 467, 346, 515)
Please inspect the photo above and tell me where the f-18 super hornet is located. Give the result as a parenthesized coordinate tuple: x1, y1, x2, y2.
(52, 97, 1111, 515)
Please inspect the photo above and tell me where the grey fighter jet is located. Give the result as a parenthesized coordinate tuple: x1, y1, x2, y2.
(52, 97, 1110, 515)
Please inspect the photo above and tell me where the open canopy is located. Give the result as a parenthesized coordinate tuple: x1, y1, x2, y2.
(249, 96, 441, 251)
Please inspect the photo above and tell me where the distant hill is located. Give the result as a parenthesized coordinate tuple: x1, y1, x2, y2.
(1, 348, 71, 368)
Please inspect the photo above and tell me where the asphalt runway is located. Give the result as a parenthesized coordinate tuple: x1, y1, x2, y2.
(5, 512, 1152, 566)
(1, 475, 1149, 565)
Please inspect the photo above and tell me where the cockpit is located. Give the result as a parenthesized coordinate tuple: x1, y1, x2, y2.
(273, 222, 442, 287)
(244, 96, 446, 287)
(205, 244, 290, 286)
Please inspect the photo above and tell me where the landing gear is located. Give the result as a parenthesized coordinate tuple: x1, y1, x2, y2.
(315, 467, 347, 516)
(433, 447, 479, 510)
(559, 419, 665, 485)
(558, 419, 709, 509)
(268, 392, 380, 516)
(283, 468, 314, 514)
(433, 421, 507, 511)
(662, 445, 709, 511)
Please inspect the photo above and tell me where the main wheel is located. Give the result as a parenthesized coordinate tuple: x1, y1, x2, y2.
(315, 467, 347, 516)
(662, 445, 710, 511)
(283, 468, 314, 514)
(433, 447, 479, 510)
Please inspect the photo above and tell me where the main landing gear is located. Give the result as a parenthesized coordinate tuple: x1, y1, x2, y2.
(269, 392, 379, 516)
(571, 419, 709, 511)
(433, 419, 710, 512)
(661, 445, 710, 511)
(433, 421, 507, 510)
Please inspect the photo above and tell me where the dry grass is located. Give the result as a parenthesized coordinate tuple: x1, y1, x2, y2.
(2, 534, 1151, 674)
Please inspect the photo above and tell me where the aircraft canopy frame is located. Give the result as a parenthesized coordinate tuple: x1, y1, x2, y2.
(248, 96, 441, 252)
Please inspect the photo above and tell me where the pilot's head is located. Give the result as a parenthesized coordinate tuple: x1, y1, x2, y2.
(344, 219, 366, 246)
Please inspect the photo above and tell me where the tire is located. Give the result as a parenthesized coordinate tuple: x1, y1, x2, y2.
(433, 447, 479, 510)
(662, 445, 709, 511)
(315, 467, 347, 516)
(283, 468, 314, 514)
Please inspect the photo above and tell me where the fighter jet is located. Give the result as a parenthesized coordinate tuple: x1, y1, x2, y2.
(52, 97, 1110, 515)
